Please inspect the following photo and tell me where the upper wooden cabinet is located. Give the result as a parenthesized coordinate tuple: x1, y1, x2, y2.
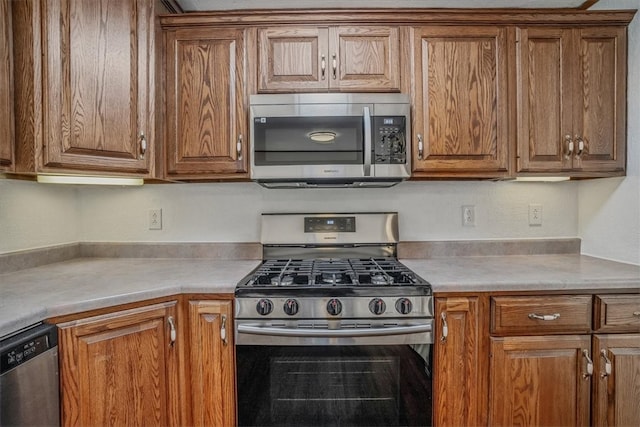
(0, 0, 13, 172)
(411, 26, 510, 178)
(257, 26, 401, 93)
(12, 0, 157, 176)
(57, 301, 183, 426)
(516, 26, 627, 176)
(163, 27, 248, 179)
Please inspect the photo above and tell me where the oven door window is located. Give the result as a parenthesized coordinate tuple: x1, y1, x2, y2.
(253, 116, 364, 166)
(237, 345, 432, 427)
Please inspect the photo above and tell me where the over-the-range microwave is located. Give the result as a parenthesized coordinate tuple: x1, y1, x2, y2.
(249, 93, 411, 188)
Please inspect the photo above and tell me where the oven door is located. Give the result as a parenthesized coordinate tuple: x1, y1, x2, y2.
(236, 320, 433, 427)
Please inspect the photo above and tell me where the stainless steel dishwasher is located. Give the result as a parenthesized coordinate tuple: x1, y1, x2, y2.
(0, 322, 60, 426)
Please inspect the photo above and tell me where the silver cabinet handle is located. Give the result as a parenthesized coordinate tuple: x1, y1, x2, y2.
(600, 349, 612, 378)
(528, 313, 560, 321)
(564, 134, 574, 159)
(417, 134, 424, 160)
(237, 323, 432, 338)
(575, 135, 584, 158)
(237, 134, 243, 161)
(321, 54, 326, 80)
(139, 132, 147, 160)
(332, 53, 337, 80)
(221, 314, 228, 346)
(167, 316, 176, 347)
(582, 349, 594, 379)
(440, 312, 448, 343)
(634, 311, 640, 317)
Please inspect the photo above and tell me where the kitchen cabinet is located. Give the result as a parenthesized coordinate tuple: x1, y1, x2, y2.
(434, 295, 489, 426)
(57, 301, 182, 427)
(257, 25, 401, 92)
(188, 299, 236, 427)
(12, 0, 157, 176)
(410, 26, 510, 178)
(592, 294, 640, 427)
(163, 27, 248, 179)
(516, 26, 627, 176)
(0, 0, 13, 171)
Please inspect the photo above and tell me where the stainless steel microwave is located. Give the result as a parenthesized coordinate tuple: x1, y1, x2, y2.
(250, 93, 411, 188)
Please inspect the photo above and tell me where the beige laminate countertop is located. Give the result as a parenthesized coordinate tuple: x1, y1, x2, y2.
(1, 254, 639, 338)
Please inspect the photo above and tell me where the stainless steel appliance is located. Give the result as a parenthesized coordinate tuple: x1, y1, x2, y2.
(250, 94, 411, 188)
(0, 322, 60, 426)
(235, 213, 433, 426)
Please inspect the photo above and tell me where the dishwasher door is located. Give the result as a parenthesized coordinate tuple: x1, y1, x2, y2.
(0, 323, 60, 426)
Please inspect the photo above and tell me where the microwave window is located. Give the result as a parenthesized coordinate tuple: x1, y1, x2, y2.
(254, 117, 364, 166)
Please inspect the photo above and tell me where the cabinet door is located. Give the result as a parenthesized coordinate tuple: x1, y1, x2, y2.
(593, 334, 640, 427)
(573, 27, 626, 173)
(165, 28, 248, 179)
(434, 296, 489, 427)
(188, 300, 236, 427)
(58, 301, 181, 427)
(42, 0, 153, 174)
(516, 27, 573, 172)
(0, 0, 13, 171)
(330, 26, 400, 92)
(412, 26, 509, 177)
(490, 335, 592, 426)
(258, 27, 328, 92)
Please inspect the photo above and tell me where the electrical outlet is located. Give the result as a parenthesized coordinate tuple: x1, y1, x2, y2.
(462, 205, 475, 227)
(529, 204, 542, 226)
(149, 209, 162, 230)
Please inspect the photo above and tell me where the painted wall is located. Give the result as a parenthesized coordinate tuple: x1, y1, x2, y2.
(579, 0, 640, 265)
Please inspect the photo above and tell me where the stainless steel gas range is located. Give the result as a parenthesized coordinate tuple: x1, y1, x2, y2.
(235, 213, 434, 427)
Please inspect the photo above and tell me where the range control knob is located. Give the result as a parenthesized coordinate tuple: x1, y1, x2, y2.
(369, 298, 387, 315)
(327, 298, 343, 316)
(395, 298, 413, 315)
(283, 299, 299, 316)
(256, 299, 273, 316)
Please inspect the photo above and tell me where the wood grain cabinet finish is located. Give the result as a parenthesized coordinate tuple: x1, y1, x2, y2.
(0, 0, 13, 172)
(594, 294, 640, 333)
(257, 26, 400, 92)
(489, 334, 592, 426)
(516, 26, 627, 176)
(57, 301, 182, 427)
(434, 296, 489, 427)
(411, 26, 509, 178)
(12, 0, 156, 176)
(164, 27, 248, 179)
(188, 300, 236, 427)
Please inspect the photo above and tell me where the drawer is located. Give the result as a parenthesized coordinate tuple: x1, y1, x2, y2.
(491, 295, 592, 335)
(594, 294, 640, 332)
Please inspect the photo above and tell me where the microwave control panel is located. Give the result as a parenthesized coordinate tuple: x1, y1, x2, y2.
(372, 116, 406, 164)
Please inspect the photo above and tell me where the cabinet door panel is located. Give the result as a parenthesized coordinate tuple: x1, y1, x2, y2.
(412, 26, 508, 176)
(574, 27, 626, 172)
(593, 334, 640, 427)
(165, 28, 247, 178)
(258, 27, 328, 92)
(0, 0, 13, 171)
(189, 300, 236, 427)
(490, 335, 591, 427)
(58, 302, 180, 427)
(332, 26, 400, 91)
(42, 0, 151, 173)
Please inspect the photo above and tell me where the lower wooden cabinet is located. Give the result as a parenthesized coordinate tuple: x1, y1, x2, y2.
(187, 299, 236, 427)
(57, 301, 182, 427)
(434, 295, 489, 426)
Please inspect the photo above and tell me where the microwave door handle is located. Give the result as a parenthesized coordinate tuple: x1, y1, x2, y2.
(363, 106, 372, 176)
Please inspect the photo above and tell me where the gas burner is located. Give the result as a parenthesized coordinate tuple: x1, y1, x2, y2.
(271, 275, 294, 286)
(321, 273, 344, 285)
(371, 274, 394, 285)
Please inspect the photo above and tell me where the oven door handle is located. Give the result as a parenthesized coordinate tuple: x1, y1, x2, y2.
(237, 323, 432, 338)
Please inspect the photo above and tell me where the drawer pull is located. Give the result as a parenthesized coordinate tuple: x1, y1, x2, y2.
(440, 312, 448, 343)
(528, 313, 561, 321)
(600, 350, 612, 378)
(167, 316, 177, 347)
(582, 349, 594, 379)
(633, 311, 640, 317)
